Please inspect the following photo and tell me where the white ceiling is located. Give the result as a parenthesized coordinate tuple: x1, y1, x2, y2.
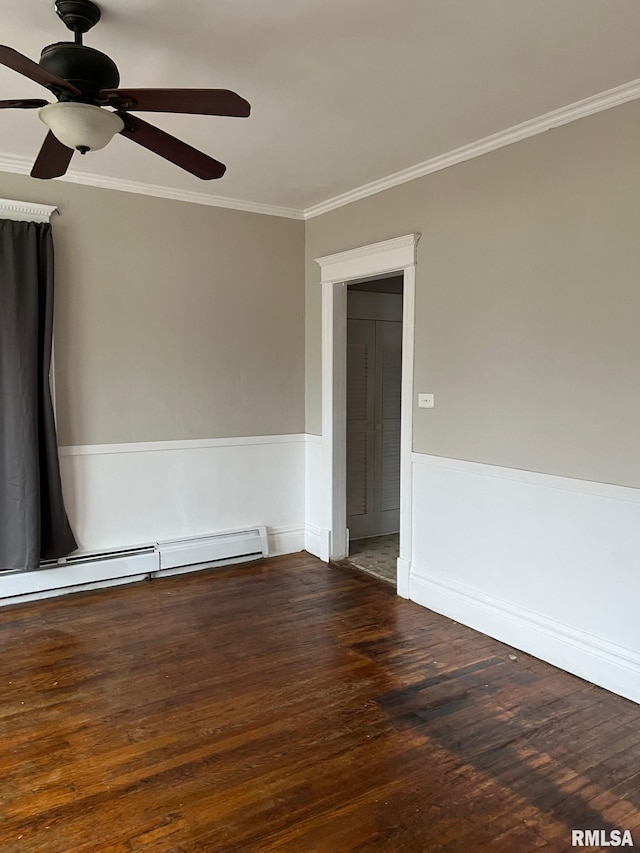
(2, 0, 640, 215)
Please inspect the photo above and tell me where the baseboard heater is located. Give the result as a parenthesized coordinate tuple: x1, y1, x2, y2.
(1, 546, 158, 605)
(0, 526, 269, 606)
(153, 527, 269, 577)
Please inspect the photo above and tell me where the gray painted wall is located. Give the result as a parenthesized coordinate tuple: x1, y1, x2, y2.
(0, 173, 305, 446)
(305, 100, 640, 488)
(4, 98, 640, 488)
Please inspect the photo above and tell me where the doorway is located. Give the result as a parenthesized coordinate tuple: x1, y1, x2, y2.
(345, 276, 403, 585)
(315, 233, 420, 599)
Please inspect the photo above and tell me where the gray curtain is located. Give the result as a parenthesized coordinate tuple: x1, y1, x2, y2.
(0, 219, 77, 570)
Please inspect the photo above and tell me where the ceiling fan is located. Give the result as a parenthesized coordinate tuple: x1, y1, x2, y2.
(0, 0, 250, 180)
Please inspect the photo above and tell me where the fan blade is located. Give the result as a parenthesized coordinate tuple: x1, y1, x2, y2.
(30, 132, 74, 179)
(118, 113, 226, 180)
(0, 98, 49, 109)
(101, 88, 250, 117)
(0, 45, 80, 95)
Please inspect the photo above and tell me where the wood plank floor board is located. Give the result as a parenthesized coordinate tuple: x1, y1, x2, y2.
(1, 553, 639, 852)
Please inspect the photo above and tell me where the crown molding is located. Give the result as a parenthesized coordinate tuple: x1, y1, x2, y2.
(2, 76, 639, 222)
(303, 76, 640, 219)
(0, 152, 304, 220)
(0, 196, 58, 222)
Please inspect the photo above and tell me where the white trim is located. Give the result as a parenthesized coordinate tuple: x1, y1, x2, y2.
(411, 572, 640, 705)
(411, 452, 640, 504)
(0, 197, 58, 222)
(304, 76, 640, 219)
(409, 452, 640, 704)
(396, 557, 411, 599)
(59, 433, 307, 457)
(316, 234, 419, 283)
(58, 434, 306, 554)
(396, 262, 416, 598)
(304, 433, 323, 444)
(303, 523, 323, 559)
(316, 235, 419, 595)
(304, 433, 325, 558)
(321, 280, 348, 559)
(0, 153, 303, 220)
(2, 77, 640, 221)
(268, 525, 305, 556)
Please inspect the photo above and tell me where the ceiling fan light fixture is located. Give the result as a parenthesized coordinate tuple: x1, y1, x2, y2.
(2, 0, 249, 179)
(38, 101, 123, 152)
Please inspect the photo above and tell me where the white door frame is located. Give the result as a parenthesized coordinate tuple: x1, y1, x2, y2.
(315, 234, 420, 598)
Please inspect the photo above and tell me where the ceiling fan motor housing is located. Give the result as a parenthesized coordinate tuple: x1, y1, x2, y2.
(0, 0, 248, 179)
(39, 43, 120, 100)
(55, 0, 102, 35)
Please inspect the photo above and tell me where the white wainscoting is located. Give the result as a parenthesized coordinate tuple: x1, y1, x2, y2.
(10, 432, 640, 706)
(304, 433, 328, 559)
(409, 453, 640, 704)
(58, 434, 307, 556)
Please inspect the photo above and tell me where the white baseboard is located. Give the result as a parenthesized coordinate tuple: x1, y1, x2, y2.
(304, 434, 326, 560)
(318, 528, 332, 562)
(396, 557, 410, 599)
(410, 452, 640, 704)
(410, 571, 640, 705)
(304, 523, 323, 559)
(269, 525, 305, 556)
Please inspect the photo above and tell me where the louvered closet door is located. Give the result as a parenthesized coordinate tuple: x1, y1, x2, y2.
(373, 319, 402, 534)
(347, 318, 402, 539)
(346, 319, 376, 538)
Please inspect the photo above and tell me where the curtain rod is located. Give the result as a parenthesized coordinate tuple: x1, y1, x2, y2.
(0, 198, 59, 223)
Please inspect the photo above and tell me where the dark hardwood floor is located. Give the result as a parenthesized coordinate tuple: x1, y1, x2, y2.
(1, 552, 639, 852)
